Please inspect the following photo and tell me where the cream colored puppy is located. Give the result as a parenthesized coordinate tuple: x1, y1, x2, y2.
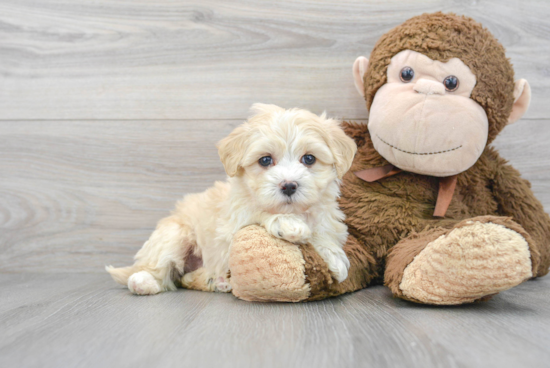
(107, 104, 357, 295)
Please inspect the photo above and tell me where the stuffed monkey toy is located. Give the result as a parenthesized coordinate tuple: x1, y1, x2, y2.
(224, 12, 550, 304)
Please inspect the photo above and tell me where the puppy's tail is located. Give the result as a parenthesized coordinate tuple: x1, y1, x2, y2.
(105, 265, 137, 285)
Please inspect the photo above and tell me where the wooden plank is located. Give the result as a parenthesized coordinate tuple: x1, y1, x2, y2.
(493, 118, 550, 207)
(0, 273, 549, 368)
(0, 0, 549, 120)
(0, 120, 238, 272)
(0, 119, 548, 273)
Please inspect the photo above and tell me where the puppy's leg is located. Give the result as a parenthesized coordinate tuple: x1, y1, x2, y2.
(181, 268, 232, 293)
(309, 233, 350, 283)
(127, 271, 162, 295)
(106, 216, 195, 295)
(263, 214, 312, 244)
(309, 211, 351, 283)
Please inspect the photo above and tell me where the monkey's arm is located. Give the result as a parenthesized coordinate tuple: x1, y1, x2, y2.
(228, 226, 378, 302)
(491, 155, 550, 277)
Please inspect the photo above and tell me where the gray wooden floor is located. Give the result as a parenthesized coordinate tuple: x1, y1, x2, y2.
(1, 273, 549, 368)
(2, 0, 550, 367)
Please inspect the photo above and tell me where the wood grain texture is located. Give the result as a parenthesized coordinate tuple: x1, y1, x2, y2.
(0, 120, 238, 272)
(0, 119, 548, 273)
(0, 0, 549, 120)
(0, 273, 549, 368)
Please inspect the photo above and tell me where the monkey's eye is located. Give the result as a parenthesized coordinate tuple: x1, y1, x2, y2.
(259, 156, 273, 167)
(301, 154, 316, 166)
(400, 67, 414, 82)
(443, 75, 459, 91)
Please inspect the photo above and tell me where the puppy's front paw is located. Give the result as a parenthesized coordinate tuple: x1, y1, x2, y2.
(128, 271, 162, 295)
(276, 219, 312, 244)
(265, 215, 311, 244)
(318, 247, 350, 283)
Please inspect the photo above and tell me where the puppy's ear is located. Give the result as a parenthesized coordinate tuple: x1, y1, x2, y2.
(249, 103, 285, 117)
(323, 118, 357, 179)
(217, 123, 250, 177)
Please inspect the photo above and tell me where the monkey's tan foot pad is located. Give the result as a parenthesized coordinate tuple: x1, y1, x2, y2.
(399, 220, 533, 305)
(229, 225, 311, 302)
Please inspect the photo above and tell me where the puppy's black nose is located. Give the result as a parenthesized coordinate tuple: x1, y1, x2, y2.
(281, 182, 298, 197)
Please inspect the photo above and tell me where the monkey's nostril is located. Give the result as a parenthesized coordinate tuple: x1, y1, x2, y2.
(281, 182, 298, 197)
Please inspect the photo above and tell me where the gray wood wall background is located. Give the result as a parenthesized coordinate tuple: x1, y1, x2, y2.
(1, 0, 549, 273)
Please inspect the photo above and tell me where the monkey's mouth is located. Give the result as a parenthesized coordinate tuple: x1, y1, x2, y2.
(376, 135, 462, 155)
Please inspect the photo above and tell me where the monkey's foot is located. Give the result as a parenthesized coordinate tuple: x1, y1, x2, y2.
(387, 217, 534, 305)
(229, 225, 311, 302)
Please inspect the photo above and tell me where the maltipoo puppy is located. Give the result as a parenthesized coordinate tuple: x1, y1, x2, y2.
(107, 104, 357, 295)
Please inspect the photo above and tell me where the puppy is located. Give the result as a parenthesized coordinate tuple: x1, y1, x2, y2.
(107, 104, 357, 295)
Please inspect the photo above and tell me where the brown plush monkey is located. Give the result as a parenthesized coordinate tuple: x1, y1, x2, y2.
(225, 12, 550, 304)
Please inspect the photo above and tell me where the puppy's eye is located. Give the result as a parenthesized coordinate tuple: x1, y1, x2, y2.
(259, 156, 272, 167)
(400, 67, 414, 83)
(443, 75, 459, 91)
(301, 154, 316, 166)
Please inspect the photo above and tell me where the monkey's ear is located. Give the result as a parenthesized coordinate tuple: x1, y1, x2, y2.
(217, 124, 249, 177)
(508, 79, 531, 125)
(353, 56, 369, 97)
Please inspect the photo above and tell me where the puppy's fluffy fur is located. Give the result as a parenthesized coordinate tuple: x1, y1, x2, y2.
(107, 104, 357, 295)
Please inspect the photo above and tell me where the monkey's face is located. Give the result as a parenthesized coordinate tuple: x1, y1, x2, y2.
(368, 50, 488, 177)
